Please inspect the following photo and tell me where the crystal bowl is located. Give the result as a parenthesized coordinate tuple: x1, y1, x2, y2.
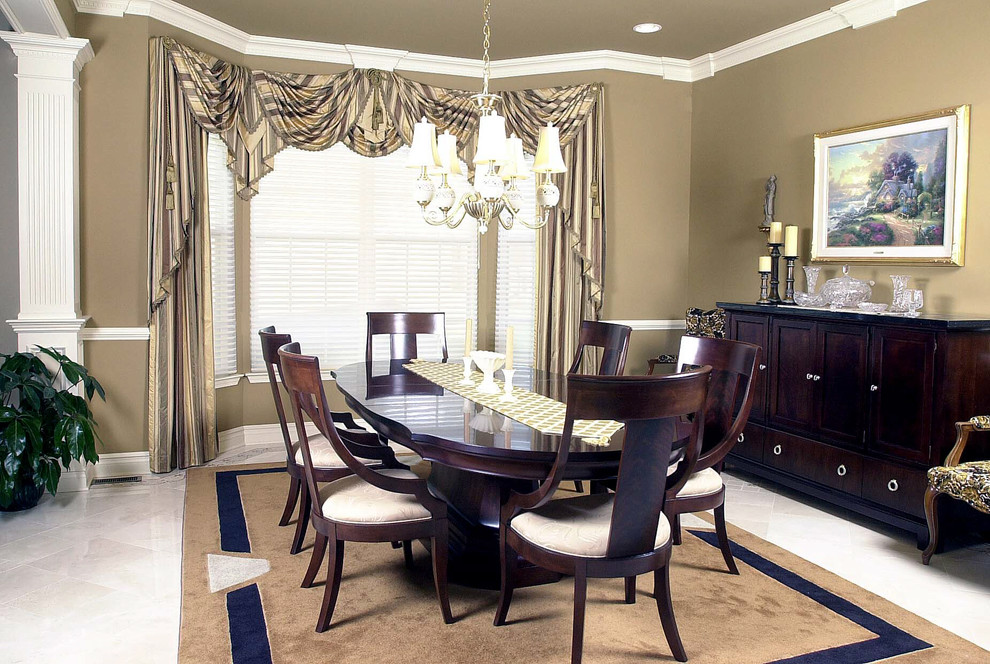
(858, 303, 888, 313)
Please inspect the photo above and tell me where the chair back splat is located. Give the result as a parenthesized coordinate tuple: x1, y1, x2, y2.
(676, 336, 760, 470)
(366, 312, 448, 364)
(568, 320, 632, 376)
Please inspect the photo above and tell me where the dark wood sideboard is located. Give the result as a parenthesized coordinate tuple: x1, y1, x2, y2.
(718, 302, 990, 544)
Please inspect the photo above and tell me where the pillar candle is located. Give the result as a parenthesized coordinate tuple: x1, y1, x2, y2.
(769, 221, 783, 244)
(505, 326, 514, 369)
(759, 256, 772, 273)
(464, 318, 473, 355)
(784, 225, 799, 257)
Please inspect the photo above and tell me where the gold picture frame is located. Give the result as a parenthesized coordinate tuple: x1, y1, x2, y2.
(811, 105, 969, 265)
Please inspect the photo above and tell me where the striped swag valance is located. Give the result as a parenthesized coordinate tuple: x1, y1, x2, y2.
(147, 36, 606, 470)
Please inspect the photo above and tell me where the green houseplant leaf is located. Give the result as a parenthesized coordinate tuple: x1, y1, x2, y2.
(0, 347, 106, 511)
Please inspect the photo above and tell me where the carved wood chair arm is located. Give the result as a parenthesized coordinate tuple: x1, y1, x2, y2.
(944, 417, 990, 466)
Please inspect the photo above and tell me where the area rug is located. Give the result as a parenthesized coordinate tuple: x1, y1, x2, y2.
(179, 464, 988, 663)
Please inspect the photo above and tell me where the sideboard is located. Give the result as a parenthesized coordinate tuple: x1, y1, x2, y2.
(718, 302, 990, 543)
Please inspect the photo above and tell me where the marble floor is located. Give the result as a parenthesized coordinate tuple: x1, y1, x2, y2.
(0, 445, 987, 663)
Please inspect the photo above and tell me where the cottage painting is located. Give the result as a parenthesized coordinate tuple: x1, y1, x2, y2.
(812, 106, 969, 265)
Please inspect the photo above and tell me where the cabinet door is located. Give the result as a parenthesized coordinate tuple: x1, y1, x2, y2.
(868, 328, 936, 463)
(728, 313, 769, 422)
(816, 323, 870, 447)
(768, 318, 816, 431)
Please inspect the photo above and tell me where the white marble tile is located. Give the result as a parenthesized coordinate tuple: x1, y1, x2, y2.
(0, 564, 64, 604)
(0, 534, 76, 565)
(7, 577, 117, 622)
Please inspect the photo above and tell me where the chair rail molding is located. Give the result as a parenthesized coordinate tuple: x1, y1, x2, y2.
(71, 0, 928, 82)
(79, 326, 152, 341)
(601, 319, 687, 332)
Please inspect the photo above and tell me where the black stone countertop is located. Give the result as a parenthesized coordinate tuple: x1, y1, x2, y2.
(717, 302, 990, 331)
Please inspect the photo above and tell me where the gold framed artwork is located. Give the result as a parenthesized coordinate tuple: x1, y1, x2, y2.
(812, 105, 970, 265)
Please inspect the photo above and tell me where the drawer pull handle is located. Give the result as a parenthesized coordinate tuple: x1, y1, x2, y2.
(888, 479, 899, 492)
(806, 373, 814, 380)
(737, 433, 745, 443)
(773, 444, 782, 456)
(759, 364, 767, 371)
(837, 464, 847, 477)
(814, 374, 821, 382)
(870, 384, 879, 392)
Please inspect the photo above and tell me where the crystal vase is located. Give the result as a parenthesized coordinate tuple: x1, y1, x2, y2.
(889, 275, 911, 313)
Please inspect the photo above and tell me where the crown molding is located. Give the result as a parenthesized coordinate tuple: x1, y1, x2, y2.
(0, 1, 26, 33)
(71, 0, 928, 83)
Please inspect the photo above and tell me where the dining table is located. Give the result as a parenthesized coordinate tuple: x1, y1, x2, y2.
(332, 359, 629, 588)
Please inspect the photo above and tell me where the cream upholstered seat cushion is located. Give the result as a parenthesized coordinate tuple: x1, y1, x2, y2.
(509, 494, 671, 558)
(292, 431, 379, 469)
(319, 469, 432, 524)
(674, 467, 724, 498)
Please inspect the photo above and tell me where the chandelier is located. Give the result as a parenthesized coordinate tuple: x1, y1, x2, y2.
(406, 0, 566, 234)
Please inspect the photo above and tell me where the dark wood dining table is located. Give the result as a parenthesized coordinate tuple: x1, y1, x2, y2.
(332, 359, 627, 588)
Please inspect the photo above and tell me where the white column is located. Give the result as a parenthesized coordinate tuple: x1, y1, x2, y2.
(1, 33, 94, 491)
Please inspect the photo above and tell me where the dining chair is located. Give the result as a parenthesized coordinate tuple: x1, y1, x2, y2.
(259, 327, 404, 556)
(279, 342, 455, 631)
(647, 307, 726, 375)
(567, 319, 632, 492)
(923, 416, 990, 564)
(567, 320, 632, 375)
(365, 312, 448, 363)
(493, 368, 711, 664)
(659, 336, 759, 577)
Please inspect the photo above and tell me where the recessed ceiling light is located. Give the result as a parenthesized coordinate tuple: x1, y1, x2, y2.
(633, 23, 662, 34)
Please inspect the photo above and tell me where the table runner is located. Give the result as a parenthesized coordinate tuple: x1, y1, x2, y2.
(403, 360, 622, 446)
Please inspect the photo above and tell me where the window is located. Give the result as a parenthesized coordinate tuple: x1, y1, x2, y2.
(207, 134, 237, 378)
(249, 144, 478, 370)
(495, 155, 538, 369)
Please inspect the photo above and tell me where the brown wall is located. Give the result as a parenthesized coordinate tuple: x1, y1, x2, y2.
(688, 0, 990, 312)
(72, 14, 692, 452)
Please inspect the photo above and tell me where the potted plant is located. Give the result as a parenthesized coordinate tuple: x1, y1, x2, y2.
(0, 346, 105, 511)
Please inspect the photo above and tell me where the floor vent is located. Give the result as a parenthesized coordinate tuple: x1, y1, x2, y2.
(92, 475, 144, 486)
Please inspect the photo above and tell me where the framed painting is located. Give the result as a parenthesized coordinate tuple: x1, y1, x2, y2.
(812, 105, 969, 265)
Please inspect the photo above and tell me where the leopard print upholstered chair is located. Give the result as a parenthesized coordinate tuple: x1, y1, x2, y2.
(922, 416, 990, 564)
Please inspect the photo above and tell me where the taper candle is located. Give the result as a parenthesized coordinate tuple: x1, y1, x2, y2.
(759, 256, 772, 273)
(784, 225, 798, 257)
(464, 318, 473, 354)
(505, 326, 514, 370)
(769, 221, 783, 244)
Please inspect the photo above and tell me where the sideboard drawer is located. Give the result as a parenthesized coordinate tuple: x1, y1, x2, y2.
(862, 461, 928, 518)
(731, 423, 765, 463)
(765, 431, 863, 496)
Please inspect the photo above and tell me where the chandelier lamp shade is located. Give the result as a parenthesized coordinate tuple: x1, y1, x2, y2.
(407, 0, 566, 234)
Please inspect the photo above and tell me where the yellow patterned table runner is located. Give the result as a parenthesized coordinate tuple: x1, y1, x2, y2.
(403, 360, 623, 446)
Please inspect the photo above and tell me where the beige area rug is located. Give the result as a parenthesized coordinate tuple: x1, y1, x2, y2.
(179, 464, 987, 663)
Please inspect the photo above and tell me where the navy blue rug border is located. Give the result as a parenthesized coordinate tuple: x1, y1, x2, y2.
(215, 467, 285, 554)
(226, 583, 274, 664)
(690, 529, 932, 663)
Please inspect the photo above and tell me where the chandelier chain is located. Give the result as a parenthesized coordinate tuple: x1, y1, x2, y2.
(482, 0, 491, 95)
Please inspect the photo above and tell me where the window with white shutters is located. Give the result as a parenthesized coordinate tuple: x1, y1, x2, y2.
(249, 144, 478, 371)
(207, 134, 237, 378)
(495, 155, 538, 369)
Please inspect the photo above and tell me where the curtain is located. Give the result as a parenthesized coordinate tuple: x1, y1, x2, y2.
(147, 37, 606, 468)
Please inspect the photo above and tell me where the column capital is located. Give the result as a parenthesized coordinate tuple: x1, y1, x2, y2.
(0, 33, 94, 76)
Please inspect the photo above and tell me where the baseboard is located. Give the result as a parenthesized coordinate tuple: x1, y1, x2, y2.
(218, 422, 321, 455)
(57, 459, 96, 492)
(94, 451, 152, 479)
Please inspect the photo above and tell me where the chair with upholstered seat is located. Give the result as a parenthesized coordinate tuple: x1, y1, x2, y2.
(655, 336, 759, 578)
(259, 327, 404, 556)
(647, 307, 726, 375)
(279, 342, 454, 631)
(567, 320, 632, 492)
(567, 320, 632, 375)
(494, 368, 711, 664)
(922, 415, 990, 565)
(366, 312, 448, 363)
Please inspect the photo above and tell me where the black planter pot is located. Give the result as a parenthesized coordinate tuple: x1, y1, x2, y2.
(0, 480, 44, 512)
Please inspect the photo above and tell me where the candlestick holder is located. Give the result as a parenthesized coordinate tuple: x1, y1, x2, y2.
(783, 257, 797, 304)
(499, 368, 518, 402)
(767, 242, 783, 304)
(460, 356, 474, 385)
(757, 272, 771, 304)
